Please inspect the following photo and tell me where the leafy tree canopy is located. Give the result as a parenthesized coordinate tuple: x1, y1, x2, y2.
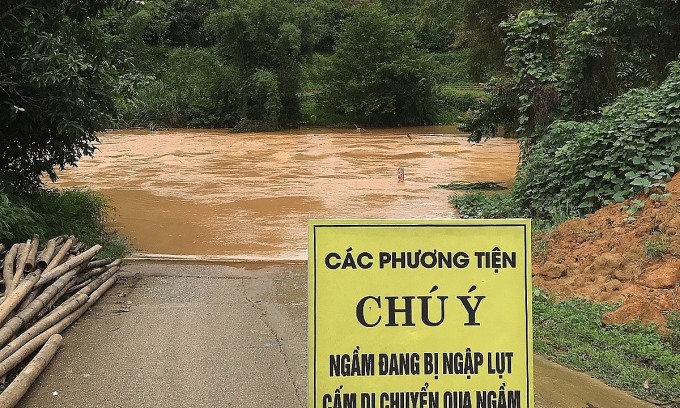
(0, 0, 126, 192)
(322, 2, 437, 126)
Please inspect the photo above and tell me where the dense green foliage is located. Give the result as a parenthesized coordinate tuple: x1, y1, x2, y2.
(435, 85, 486, 124)
(0, 0, 124, 191)
(205, 0, 314, 129)
(320, 3, 437, 126)
(449, 192, 524, 219)
(0, 189, 127, 258)
(534, 292, 680, 404)
(456, 59, 680, 220)
(516, 61, 680, 217)
(107, 0, 470, 130)
(450, 0, 680, 220)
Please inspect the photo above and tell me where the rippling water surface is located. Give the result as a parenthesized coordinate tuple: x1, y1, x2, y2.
(55, 127, 519, 260)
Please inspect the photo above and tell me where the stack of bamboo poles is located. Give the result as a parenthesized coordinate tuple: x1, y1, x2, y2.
(0, 235, 121, 407)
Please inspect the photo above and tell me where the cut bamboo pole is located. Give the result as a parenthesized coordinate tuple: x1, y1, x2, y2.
(0, 269, 80, 347)
(0, 272, 41, 324)
(74, 267, 106, 285)
(2, 244, 19, 296)
(43, 236, 74, 273)
(15, 290, 37, 314)
(0, 275, 116, 377)
(38, 267, 83, 318)
(83, 258, 113, 270)
(75, 259, 121, 285)
(35, 238, 57, 271)
(76, 265, 119, 296)
(66, 278, 93, 295)
(23, 235, 39, 273)
(0, 293, 88, 364)
(70, 242, 84, 254)
(0, 334, 62, 408)
(11, 242, 30, 287)
(35, 244, 101, 289)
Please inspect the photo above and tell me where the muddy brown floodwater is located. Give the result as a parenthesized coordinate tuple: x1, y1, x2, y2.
(55, 127, 519, 260)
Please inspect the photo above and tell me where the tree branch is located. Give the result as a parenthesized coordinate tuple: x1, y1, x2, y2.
(0, 0, 35, 22)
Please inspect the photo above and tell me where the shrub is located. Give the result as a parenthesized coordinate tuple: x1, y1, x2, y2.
(515, 59, 680, 218)
(435, 85, 487, 124)
(0, 189, 126, 258)
(321, 2, 437, 126)
(449, 192, 525, 219)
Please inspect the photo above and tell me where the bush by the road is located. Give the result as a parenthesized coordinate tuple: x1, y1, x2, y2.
(0, 189, 126, 259)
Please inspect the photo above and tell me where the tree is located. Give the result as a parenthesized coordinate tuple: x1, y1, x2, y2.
(322, 2, 436, 126)
(206, 0, 314, 129)
(0, 0, 124, 192)
(462, 0, 680, 144)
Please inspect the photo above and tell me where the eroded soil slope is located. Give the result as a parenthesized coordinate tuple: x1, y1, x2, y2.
(533, 173, 680, 328)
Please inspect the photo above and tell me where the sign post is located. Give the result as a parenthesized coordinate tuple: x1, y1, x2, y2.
(309, 219, 533, 408)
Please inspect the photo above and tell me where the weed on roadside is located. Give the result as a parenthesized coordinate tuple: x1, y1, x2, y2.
(644, 234, 670, 259)
(533, 291, 680, 405)
(0, 188, 129, 258)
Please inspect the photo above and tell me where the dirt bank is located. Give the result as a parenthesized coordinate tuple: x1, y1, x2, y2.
(533, 173, 680, 328)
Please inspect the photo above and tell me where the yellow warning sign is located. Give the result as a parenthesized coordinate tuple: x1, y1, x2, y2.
(308, 219, 533, 408)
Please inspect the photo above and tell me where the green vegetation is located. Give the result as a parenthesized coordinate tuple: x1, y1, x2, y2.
(450, 0, 680, 221)
(515, 62, 680, 218)
(534, 292, 680, 404)
(0, 189, 127, 259)
(0, 1, 128, 253)
(103, 0, 472, 130)
(449, 192, 524, 219)
(644, 234, 670, 260)
(435, 181, 505, 191)
(435, 85, 486, 124)
(0, 0, 124, 192)
(454, 59, 680, 221)
(319, 3, 437, 126)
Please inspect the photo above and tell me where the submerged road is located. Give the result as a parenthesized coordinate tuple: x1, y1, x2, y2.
(18, 262, 656, 408)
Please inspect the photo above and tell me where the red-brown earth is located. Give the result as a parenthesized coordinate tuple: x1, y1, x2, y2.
(533, 173, 680, 330)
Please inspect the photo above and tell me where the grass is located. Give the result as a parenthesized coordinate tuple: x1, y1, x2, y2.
(644, 234, 670, 259)
(449, 191, 525, 219)
(533, 291, 680, 405)
(0, 188, 128, 259)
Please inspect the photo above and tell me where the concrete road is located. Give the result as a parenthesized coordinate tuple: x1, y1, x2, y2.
(17, 262, 655, 408)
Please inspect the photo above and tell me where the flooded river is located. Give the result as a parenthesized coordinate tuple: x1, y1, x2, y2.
(55, 127, 519, 260)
